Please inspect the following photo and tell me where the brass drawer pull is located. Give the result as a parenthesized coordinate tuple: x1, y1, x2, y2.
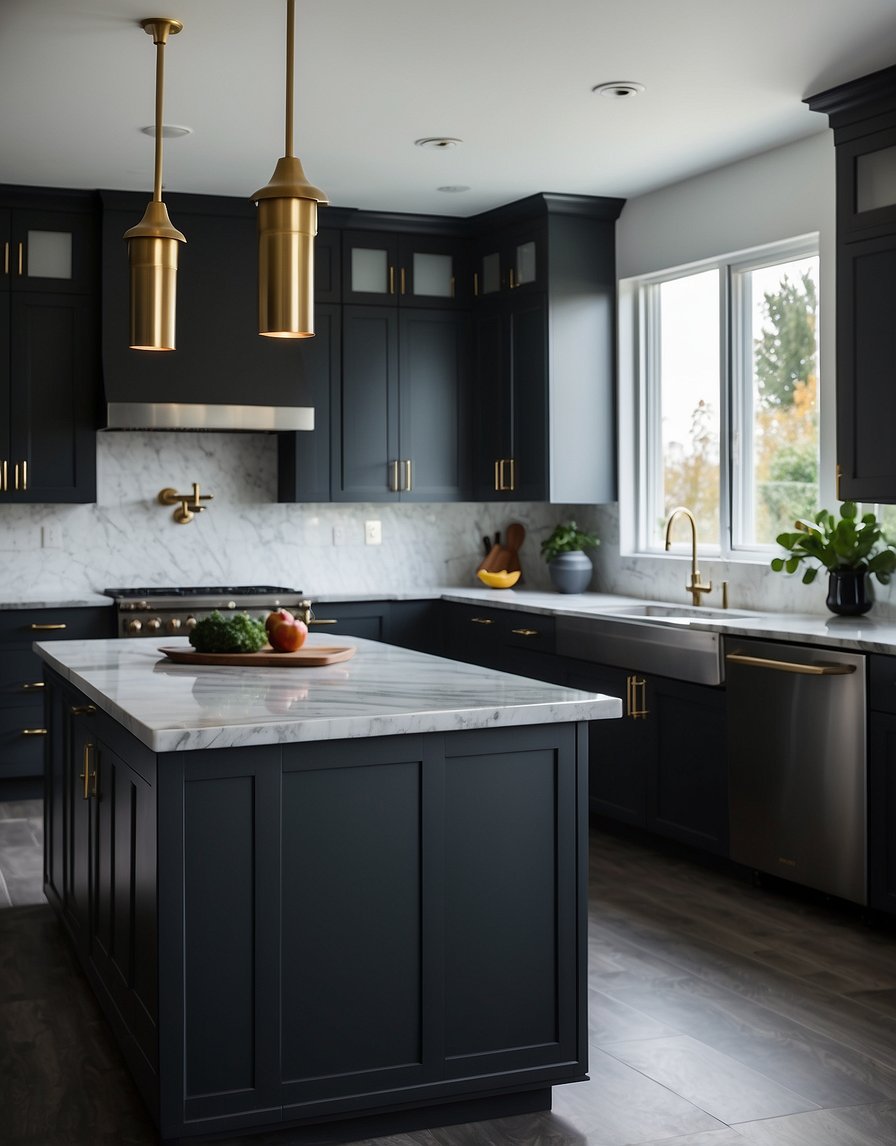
(79, 742, 92, 800)
(70, 704, 97, 715)
(511, 628, 539, 637)
(308, 618, 338, 625)
(22, 681, 45, 691)
(21, 728, 48, 736)
(470, 616, 495, 625)
(30, 622, 67, 631)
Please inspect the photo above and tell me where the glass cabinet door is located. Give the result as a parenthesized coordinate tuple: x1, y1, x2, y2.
(399, 235, 465, 306)
(342, 231, 400, 303)
(8, 210, 95, 294)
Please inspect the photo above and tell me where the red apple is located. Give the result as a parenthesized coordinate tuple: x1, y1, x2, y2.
(269, 618, 308, 652)
(265, 608, 294, 635)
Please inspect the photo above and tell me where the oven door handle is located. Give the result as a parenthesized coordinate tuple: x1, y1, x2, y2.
(725, 652, 855, 676)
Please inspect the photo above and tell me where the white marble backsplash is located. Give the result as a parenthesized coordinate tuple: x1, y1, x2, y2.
(1, 432, 891, 620)
(0, 432, 587, 597)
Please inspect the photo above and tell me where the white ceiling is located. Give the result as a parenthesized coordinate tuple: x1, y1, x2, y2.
(2, 0, 895, 217)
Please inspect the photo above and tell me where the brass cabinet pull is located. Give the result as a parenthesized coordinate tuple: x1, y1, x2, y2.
(403, 459, 412, 492)
(3, 241, 8, 276)
(509, 267, 516, 290)
(511, 628, 539, 637)
(389, 459, 400, 492)
(473, 271, 479, 297)
(1, 459, 6, 492)
(626, 675, 649, 719)
(470, 616, 495, 625)
(21, 727, 48, 736)
(13, 460, 28, 491)
(17, 241, 23, 276)
(31, 622, 67, 631)
(725, 653, 856, 676)
(400, 266, 406, 295)
(388, 265, 395, 295)
(14, 462, 19, 491)
(308, 618, 338, 625)
(495, 458, 516, 492)
(21, 460, 26, 492)
(79, 742, 91, 800)
(22, 681, 45, 691)
(70, 704, 96, 715)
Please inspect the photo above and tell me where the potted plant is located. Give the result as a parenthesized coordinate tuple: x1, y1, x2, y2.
(770, 501, 896, 615)
(541, 520, 599, 594)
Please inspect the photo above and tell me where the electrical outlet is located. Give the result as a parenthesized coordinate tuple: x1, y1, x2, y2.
(42, 525, 63, 549)
(332, 525, 349, 546)
(365, 520, 382, 545)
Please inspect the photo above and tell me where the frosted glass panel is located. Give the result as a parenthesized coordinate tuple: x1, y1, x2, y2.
(27, 230, 72, 279)
(351, 246, 389, 294)
(515, 241, 536, 285)
(857, 146, 896, 212)
(481, 252, 501, 294)
(413, 252, 453, 297)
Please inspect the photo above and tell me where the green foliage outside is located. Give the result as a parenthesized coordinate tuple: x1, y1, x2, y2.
(662, 268, 818, 546)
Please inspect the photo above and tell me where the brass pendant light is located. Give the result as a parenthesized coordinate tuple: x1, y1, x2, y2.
(252, 0, 327, 338)
(124, 18, 186, 351)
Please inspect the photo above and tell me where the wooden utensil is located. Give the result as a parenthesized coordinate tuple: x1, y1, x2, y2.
(503, 522, 525, 573)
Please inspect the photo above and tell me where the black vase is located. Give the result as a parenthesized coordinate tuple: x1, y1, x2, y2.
(826, 569, 872, 616)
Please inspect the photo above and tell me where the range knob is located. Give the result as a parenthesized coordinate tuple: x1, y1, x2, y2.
(166, 617, 182, 634)
(126, 618, 143, 635)
(184, 615, 198, 631)
(138, 600, 149, 611)
(145, 617, 162, 633)
(227, 600, 237, 609)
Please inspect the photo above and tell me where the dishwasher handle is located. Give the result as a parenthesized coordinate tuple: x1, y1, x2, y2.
(725, 652, 856, 676)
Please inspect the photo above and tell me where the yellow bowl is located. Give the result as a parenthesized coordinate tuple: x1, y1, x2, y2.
(477, 569, 521, 589)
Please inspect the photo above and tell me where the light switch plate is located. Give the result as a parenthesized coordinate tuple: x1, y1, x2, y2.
(365, 520, 382, 545)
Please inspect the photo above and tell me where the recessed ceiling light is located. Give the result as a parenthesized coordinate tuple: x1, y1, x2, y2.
(437, 185, 470, 193)
(415, 137, 462, 150)
(591, 81, 645, 99)
(140, 124, 194, 139)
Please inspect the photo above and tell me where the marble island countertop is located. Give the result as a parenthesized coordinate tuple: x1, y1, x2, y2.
(34, 632, 621, 754)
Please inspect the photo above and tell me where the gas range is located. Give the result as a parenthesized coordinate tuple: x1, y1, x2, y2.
(104, 586, 306, 638)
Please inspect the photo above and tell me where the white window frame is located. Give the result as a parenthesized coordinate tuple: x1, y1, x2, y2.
(621, 234, 820, 561)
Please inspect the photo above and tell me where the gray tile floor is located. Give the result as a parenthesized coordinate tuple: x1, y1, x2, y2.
(2, 800, 896, 1145)
(0, 799, 43, 907)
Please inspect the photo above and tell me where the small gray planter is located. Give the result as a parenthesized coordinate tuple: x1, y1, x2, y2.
(548, 551, 593, 594)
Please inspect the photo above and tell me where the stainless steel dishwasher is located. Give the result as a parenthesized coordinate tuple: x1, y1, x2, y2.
(725, 636, 867, 905)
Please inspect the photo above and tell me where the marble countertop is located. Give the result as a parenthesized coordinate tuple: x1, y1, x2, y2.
(0, 592, 112, 609)
(34, 633, 621, 754)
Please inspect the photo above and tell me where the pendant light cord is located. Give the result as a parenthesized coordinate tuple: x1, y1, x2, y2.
(153, 36, 166, 202)
(285, 0, 295, 159)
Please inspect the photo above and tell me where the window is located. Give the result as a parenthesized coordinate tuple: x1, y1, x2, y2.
(630, 238, 819, 557)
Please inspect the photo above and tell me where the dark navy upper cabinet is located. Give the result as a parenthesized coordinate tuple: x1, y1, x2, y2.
(0, 187, 100, 503)
(807, 65, 896, 502)
(471, 194, 624, 504)
(333, 304, 470, 502)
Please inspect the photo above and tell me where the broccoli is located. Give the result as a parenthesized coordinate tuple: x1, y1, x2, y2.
(188, 611, 268, 654)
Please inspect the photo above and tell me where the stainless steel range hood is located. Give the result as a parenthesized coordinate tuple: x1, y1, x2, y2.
(104, 401, 314, 432)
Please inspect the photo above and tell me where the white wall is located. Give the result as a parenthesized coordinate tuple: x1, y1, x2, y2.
(590, 130, 881, 616)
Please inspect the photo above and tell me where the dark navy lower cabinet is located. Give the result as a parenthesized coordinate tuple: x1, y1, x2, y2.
(45, 670, 589, 1141)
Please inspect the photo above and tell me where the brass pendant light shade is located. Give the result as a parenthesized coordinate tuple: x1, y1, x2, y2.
(252, 0, 327, 338)
(124, 18, 185, 351)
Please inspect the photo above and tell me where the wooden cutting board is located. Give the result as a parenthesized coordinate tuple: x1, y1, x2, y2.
(158, 645, 357, 667)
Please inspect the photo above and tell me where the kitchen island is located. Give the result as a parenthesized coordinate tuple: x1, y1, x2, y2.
(36, 633, 620, 1143)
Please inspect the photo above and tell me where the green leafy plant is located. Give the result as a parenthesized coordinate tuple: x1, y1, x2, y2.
(188, 611, 268, 653)
(770, 501, 896, 585)
(540, 520, 599, 564)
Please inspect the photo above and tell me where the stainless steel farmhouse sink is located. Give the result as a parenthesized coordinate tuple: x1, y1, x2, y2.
(555, 611, 727, 684)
